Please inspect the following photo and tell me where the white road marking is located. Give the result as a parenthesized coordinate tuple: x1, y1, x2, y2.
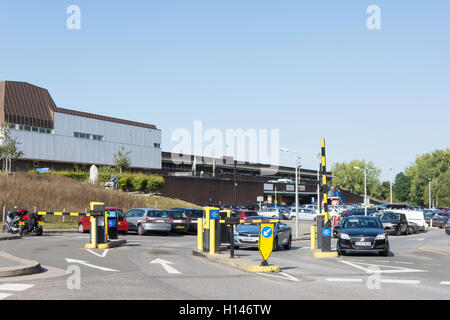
(381, 279, 421, 284)
(339, 260, 427, 274)
(86, 249, 109, 258)
(257, 272, 300, 282)
(150, 258, 181, 274)
(326, 278, 363, 282)
(0, 284, 34, 291)
(440, 281, 450, 285)
(395, 262, 414, 265)
(0, 293, 12, 300)
(65, 258, 119, 272)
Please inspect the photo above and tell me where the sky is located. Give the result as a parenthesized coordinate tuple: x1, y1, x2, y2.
(0, 0, 449, 182)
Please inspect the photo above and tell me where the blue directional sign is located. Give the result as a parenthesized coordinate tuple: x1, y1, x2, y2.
(210, 210, 219, 220)
(36, 168, 49, 173)
(261, 226, 273, 239)
(322, 228, 331, 237)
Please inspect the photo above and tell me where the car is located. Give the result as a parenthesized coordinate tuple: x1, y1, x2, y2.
(125, 208, 171, 236)
(237, 210, 260, 220)
(170, 207, 204, 233)
(431, 211, 450, 228)
(337, 215, 389, 256)
(233, 220, 292, 251)
(446, 218, 450, 235)
(78, 207, 129, 234)
(435, 206, 449, 213)
(288, 208, 316, 221)
(257, 207, 283, 219)
(380, 211, 409, 236)
(407, 221, 420, 234)
(165, 209, 190, 233)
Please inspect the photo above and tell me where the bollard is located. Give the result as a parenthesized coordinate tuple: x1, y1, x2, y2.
(430, 219, 433, 228)
(197, 219, 203, 250)
(209, 219, 215, 254)
(310, 225, 316, 250)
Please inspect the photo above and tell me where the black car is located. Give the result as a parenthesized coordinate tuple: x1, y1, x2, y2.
(431, 211, 450, 229)
(170, 207, 204, 233)
(337, 215, 389, 256)
(380, 211, 409, 235)
(165, 210, 190, 233)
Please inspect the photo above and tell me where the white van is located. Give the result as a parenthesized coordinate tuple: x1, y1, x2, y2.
(390, 209, 428, 231)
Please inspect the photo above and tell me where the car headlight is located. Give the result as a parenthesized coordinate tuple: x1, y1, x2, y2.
(340, 233, 350, 240)
(375, 233, 386, 240)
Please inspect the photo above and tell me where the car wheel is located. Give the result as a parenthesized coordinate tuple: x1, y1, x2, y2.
(137, 224, 145, 236)
(78, 223, 84, 234)
(283, 236, 292, 250)
(396, 227, 401, 236)
(407, 226, 414, 235)
(440, 223, 446, 229)
(380, 242, 390, 256)
(273, 237, 278, 251)
(290, 216, 296, 220)
(336, 242, 344, 256)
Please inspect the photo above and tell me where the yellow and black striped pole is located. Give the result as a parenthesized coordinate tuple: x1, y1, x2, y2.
(320, 138, 332, 252)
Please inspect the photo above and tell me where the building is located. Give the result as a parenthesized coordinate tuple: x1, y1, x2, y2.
(0, 81, 161, 171)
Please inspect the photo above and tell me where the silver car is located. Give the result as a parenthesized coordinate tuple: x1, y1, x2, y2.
(233, 221, 292, 250)
(125, 208, 172, 236)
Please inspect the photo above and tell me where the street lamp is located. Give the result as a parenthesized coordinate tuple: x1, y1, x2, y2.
(281, 148, 300, 240)
(428, 178, 432, 209)
(353, 166, 368, 216)
(389, 168, 393, 204)
(315, 152, 321, 214)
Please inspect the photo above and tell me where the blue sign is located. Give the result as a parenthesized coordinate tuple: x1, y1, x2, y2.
(322, 228, 331, 237)
(36, 168, 49, 173)
(108, 211, 117, 218)
(210, 210, 219, 220)
(261, 226, 273, 239)
(109, 220, 117, 228)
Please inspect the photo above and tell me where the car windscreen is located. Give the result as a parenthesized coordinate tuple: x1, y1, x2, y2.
(186, 210, 203, 218)
(246, 211, 259, 216)
(343, 217, 382, 229)
(147, 211, 168, 218)
(167, 211, 186, 219)
(381, 212, 400, 220)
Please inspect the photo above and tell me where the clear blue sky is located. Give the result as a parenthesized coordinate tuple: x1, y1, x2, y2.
(1, 1, 449, 181)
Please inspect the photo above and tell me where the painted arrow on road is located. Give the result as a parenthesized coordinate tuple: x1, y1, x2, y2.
(150, 258, 181, 274)
(65, 258, 119, 272)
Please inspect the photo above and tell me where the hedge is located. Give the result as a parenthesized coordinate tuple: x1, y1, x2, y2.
(28, 170, 164, 192)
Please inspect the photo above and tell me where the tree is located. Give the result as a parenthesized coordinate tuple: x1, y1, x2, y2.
(113, 147, 132, 173)
(0, 123, 24, 173)
(393, 172, 411, 203)
(331, 160, 381, 197)
(378, 181, 391, 201)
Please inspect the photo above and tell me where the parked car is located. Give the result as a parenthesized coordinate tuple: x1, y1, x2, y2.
(435, 206, 449, 213)
(407, 221, 420, 234)
(337, 215, 389, 256)
(431, 211, 450, 229)
(446, 218, 450, 235)
(288, 208, 316, 221)
(233, 221, 292, 251)
(78, 207, 129, 234)
(165, 210, 190, 233)
(380, 212, 409, 235)
(237, 210, 260, 220)
(125, 208, 171, 236)
(257, 207, 283, 219)
(170, 207, 204, 233)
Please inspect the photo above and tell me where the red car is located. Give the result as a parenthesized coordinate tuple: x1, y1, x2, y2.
(237, 210, 259, 220)
(78, 208, 129, 234)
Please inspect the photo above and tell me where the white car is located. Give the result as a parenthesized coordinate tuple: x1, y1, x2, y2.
(257, 208, 283, 219)
(288, 208, 317, 221)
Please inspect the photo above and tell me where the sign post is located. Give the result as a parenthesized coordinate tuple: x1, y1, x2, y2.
(259, 224, 274, 266)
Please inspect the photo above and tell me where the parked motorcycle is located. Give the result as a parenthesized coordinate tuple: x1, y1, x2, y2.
(2, 206, 26, 234)
(19, 210, 44, 236)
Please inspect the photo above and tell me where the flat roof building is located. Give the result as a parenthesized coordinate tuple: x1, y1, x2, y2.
(0, 81, 161, 170)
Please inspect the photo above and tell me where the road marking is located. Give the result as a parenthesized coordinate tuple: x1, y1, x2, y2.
(0, 284, 34, 291)
(440, 281, 450, 285)
(150, 258, 180, 274)
(394, 262, 414, 265)
(0, 293, 12, 300)
(381, 279, 420, 284)
(326, 278, 363, 282)
(65, 258, 119, 272)
(86, 249, 109, 258)
(339, 260, 427, 274)
(257, 272, 300, 282)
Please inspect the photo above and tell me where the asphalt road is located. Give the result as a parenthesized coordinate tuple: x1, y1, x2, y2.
(0, 228, 448, 300)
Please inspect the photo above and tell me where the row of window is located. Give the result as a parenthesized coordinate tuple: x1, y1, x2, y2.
(10, 123, 52, 134)
(74, 132, 104, 141)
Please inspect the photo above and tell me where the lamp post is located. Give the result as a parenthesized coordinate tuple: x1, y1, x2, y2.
(389, 168, 393, 204)
(315, 152, 321, 214)
(280, 148, 299, 240)
(428, 178, 432, 209)
(353, 166, 368, 216)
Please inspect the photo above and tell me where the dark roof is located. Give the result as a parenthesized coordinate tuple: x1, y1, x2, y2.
(0, 81, 157, 130)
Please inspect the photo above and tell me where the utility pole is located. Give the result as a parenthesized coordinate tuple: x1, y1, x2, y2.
(389, 167, 393, 204)
(428, 178, 432, 209)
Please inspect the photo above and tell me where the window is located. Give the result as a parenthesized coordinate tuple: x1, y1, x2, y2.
(24, 126, 31, 131)
(39, 128, 46, 133)
(32, 127, 38, 132)
(92, 135, 103, 141)
(74, 132, 103, 141)
(154, 143, 161, 148)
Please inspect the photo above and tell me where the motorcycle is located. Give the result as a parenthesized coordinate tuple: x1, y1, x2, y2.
(2, 206, 44, 236)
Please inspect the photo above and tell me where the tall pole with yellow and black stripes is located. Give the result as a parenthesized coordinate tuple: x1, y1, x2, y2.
(319, 138, 332, 252)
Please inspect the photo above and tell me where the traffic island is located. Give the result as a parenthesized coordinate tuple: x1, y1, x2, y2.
(0, 251, 41, 278)
(192, 249, 281, 273)
(0, 233, 21, 241)
(84, 239, 127, 249)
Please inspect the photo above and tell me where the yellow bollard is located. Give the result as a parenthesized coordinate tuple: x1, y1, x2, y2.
(310, 225, 316, 251)
(209, 219, 215, 254)
(430, 219, 433, 228)
(197, 219, 203, 250)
